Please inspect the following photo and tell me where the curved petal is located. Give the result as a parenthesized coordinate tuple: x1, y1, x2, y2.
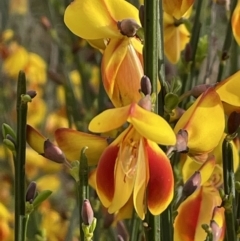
(174, 88, 225, 154)
(108, 149, 135, 214)
(64, 0, 140, 39)
(147, 140, 174, 215)
(55, 128, 108, 165)
(133, 138, 149, 219)
(174, 185, 222, 241)
(88, 105, 129, 133)
(215, 70, 240, 108)
(232, 0, 240, 45)
(26, 125, 46, 154)
(182, 155, 216, 185)
(115, 197, 134, 221)
(102, 38, 143, 107)
(128, 103, 176, 145)
(96, 144, 118, 207)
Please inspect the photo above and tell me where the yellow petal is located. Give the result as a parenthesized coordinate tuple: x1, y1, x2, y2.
(164, 13, 190, 63)
(128, 103, 176, 145)
(163, 0, 194, 19)
(88, 105, 129, 133)
(26, 125, 46, 154)
(133, 138, 149, 219)
(36, 174, 61, 192)
(64, 0, 140, 39)
(182, 155, 216, 185)
(174, 88, 225, 154)
(215, 70, 240, 108)
(102, 38, 143, 107)
(55, 128, 108, 165)
(232, 0, 240, 45)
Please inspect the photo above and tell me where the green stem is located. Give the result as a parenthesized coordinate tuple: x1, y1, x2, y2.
(129, 212, 141, 241)
(216, 0, 238, 82)
(222, 139, 236, 241)
(144, 0, 159, 113)
(143, 0, 160, 240)
(15, 71, 27, 241)
(79, 147, 89, 241)
(160, 205, 173, 241)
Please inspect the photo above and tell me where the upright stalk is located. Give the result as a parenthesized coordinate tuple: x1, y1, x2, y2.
(143, 0, 160, 240)
(216, 0, 238, 82)
(15, 71, 28, 241)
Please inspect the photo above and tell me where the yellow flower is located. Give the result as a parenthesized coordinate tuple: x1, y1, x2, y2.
(164, 12, 190, 63)
(64, 0, 143, 106)
(174, 88, 225, 154)
(232, 0, 240, 45)
(163, 0, 194, 20)
(89, 103, 176, 219)
(174, 184, 225, 241)
(215, 70, 240, 114)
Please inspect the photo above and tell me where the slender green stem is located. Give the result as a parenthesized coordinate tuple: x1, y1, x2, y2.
(222, 139, 236, 241)
(160, 205, 173, 241)
(143, 0, 160, 240)
(216, 0, 238, 82)
(144, 0, 159, 113)
(15, 71, 27, 241)
(78, 147, 89, 241)
(129, 212, 141, 241)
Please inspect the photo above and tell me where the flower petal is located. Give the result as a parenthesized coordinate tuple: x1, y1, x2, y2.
(133, 138, 149, 219)
(26, 125, 46, 154)
(64, 0, 140, 39)
(182, 155, 216, 185)
(96, 144, 118, 207)
(174, 88, 225, 154)
(215, 70, 240, 108)
(147, 140, 174, 215)
(88, 105, 129, 133)
(128, 103, 176, 145)
(102, 38, 143, 107)
(174, 185, 222, 241)
(55, 128, 108, 165)
(232, 0, 240, 45)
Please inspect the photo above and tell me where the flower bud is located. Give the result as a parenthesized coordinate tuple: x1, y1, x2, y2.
(182, 171, 201, 198)
(191, 84, 213, 98)
(117, 19, 140, 37)
(43, 139, 66, 164)
(26, 181, 37, 203)
(138, 95, 152, 111)
(81, 199, 94, 225)
(117, 235, 125, 241)
(26, 90, 37, 99)
(227, 111, 240, 135)
(140, 75, 152, 95)
(175, 129, 188, 152)
(41, 16, 52, 30)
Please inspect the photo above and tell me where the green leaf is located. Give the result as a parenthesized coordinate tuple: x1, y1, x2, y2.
(32, 190, 52, 208)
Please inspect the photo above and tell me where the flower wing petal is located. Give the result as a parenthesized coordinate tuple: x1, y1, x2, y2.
(55, 128, 108, 165)
(128, 103, 176, 145)
(64, 0, 139, 39)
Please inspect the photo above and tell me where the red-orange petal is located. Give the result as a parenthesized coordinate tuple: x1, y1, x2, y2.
(96, 144, 119, 207)
(146, 140, 174, 215)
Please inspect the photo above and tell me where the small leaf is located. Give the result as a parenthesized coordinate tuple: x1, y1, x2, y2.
(2, 123, 16, 140)
(32, 190, 52, 208)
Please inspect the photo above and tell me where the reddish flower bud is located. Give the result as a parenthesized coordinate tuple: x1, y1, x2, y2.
(140, 75, 152, 95)
(26, 90, 37, 99)
(191, 84, 214, 98)
(138, 95, 152, 111)
(117, 19, 140, 37)
(227, 111, 240, 135)
(81, 199, 94, 225)
(182, 171, 201, 198)
(26, 181, 37, 203)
